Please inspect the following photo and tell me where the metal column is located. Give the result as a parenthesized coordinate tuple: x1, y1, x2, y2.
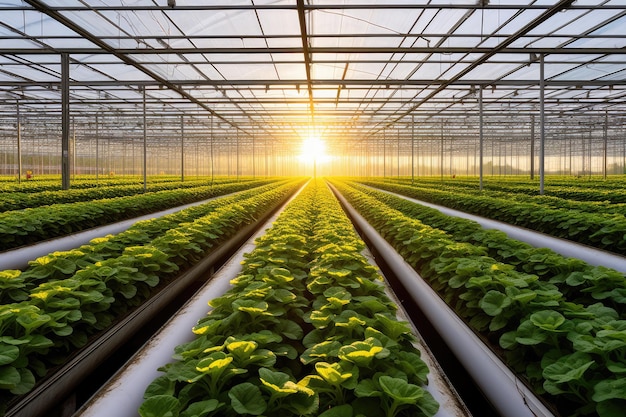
(236, 130, 240, 180)
(411, 115, 415, 185)
(95, 115, 99, 180)
(479, 86, 484, 191)
(16, 100, 21, 184)
(440, 120, 444, 181)
(530, 115, 535, 180)
(142, 86, 147, 192)
(210, 115, 214, 184)
(539, 54, 545, 195)
(397, 127, 400, 178)
(181, 114, 185, 182)
(603, 110, 608, 179)
(383, 129, 386, 178)
(252, 132, 256, 179)
(61, 53, 70, 190)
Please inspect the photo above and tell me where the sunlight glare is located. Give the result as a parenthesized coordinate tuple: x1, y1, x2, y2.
(300, 136, 327, 162)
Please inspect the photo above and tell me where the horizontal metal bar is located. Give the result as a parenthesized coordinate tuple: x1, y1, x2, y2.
(1, 46, 624, 55)
(2, 4, 622, 11)
(1, 79, 625, 87)
(6, 58, 626, 67)
(2, 33, 625, 41)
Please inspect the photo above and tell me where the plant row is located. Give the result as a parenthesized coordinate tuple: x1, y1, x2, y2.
(360, 179, 626, 255)
(390, 176, 626, 201)
(332, 179, 626, 417)
(0, 179, 276, 252)
(346, 181, 626, 314)
(389, 178, 626, 217)
(0, 179, 302, 415)
(0, 175, 199, 193)
(493, 192, 626, 217)
(0, 177, 242, 212)
(139, 180, 439, 417)
(0, 180, 295, 304)
(390, 178, 626, 217)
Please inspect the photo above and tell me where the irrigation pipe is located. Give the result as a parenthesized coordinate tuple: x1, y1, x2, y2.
(0, 189, 248, 271)
(374, 186, 626, 273)
(373, 259, 472, 417)
(331, 184, 556, 417)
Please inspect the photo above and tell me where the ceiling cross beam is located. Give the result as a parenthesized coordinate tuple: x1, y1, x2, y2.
(392, 0, 579, 125)
(297, 0, 315, 118)
(23, 0, 240, 132)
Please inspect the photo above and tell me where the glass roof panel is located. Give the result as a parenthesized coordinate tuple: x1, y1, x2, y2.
(0, 0, 624, 145)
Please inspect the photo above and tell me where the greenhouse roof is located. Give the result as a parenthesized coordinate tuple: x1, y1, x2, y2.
(0, 0, 625, 144)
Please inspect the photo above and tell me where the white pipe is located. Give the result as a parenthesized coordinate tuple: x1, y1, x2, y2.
(377, 187, 626, 273)
(385, 278, 471, 417)
(358, 237, 470, 417)
(75, 184, 306, 417)
(0, 191, 244, 271)
(76, 253, 237, 417)
(332, 185, 556, 417)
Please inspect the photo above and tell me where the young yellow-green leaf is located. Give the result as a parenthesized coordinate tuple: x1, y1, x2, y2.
(315, 362, 352, 386)
(338, 338, 386, 367)
(226, 340, 257, 358)
(196, 354, 233, 374)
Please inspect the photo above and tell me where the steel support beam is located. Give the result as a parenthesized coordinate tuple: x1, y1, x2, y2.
(539, 54, 546, 195)
(479, 87, 484, 191)
(395, 0, 580, 124)
(24, 0, 240, 132)
(603, 110, 608, 179)
(142, 86, 147, 192)
(411, 114, 415, 184)
(297, 0, 315, 117)
(95, 115, 99, 180)
(181, 114, 185, 182)
(2, 46, 624, 55)
(16, 101, 21, 184)
(530, 115, 535, 180)
(1, 79, 625, 87)
(61, 52, 70, 190)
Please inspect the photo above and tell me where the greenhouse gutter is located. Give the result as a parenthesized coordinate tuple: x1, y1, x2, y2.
(376, 187, 626, 274)
(0, 191, 242, 271)
(330, 184, 556, 417)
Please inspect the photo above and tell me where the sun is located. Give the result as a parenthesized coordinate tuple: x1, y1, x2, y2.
(299, 136, 327, 162)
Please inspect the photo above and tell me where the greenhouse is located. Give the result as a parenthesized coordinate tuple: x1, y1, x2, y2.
(0, 2, 625, 417)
